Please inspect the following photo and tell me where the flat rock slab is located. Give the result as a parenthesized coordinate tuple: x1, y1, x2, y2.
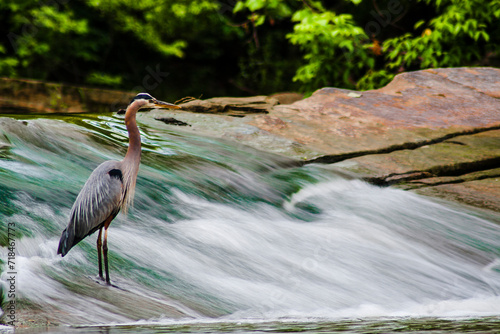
(413, 177, 500, 213)
(179, 96, 278, 116)
(157, 67, 500, 212)
(252, 67, 500, 156)
(347, 129, 500, 178)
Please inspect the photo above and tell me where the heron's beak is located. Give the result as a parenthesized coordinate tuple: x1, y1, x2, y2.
(153, 99, 181, 109)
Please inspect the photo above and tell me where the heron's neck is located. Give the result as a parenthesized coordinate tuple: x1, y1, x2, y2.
(124, 107, 141, 164)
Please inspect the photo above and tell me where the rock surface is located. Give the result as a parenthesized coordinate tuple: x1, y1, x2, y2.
(179, 96, 278, 116)
(157, 67, 500, 212)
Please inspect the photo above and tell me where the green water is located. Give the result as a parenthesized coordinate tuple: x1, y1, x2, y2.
(10, 317, 500, 333)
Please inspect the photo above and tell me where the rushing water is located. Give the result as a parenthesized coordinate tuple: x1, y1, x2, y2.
(0, 112, 500, 333)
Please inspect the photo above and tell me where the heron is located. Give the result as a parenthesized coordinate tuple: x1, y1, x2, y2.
(57, 93, 180, 284)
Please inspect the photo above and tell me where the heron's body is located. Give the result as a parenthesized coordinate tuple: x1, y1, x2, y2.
(57, 93, 179, 284)
(57, 161, 123, 256)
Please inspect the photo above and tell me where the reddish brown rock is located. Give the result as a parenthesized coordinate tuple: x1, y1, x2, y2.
(250, 67, 500, 211)
(255, 67, 500, 157)
(161, 67, 500, 211)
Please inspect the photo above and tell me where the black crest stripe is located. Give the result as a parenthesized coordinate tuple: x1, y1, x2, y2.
(131, 93, 154, 103)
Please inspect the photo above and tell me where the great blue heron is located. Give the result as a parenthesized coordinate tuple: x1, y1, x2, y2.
(57, 93, 180, 284)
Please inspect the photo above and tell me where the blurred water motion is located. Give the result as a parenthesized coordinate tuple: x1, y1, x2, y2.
(0, 114, 499, 329)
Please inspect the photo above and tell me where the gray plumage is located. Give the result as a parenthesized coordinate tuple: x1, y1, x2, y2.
(57, 161, 123, 256)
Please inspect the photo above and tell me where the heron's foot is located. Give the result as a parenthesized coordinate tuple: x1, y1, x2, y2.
(89, 275, 107, 285)
(103, 279, 121, 289)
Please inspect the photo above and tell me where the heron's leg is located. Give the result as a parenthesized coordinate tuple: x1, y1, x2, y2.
(97, 227, 104, 280)
(103, 226, 110, 285)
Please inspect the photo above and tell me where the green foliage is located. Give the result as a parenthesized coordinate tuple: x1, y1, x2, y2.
(0, 46, 17, 77)
(233, 0, 377, 91)
(234, 0, 293, 21)
(382, 0, 500, 72)
(85, 72, 123, 87)
(0, 0, 239, 98)
(287, 6, 372, 90)
(234, 0, 500, 92)
(357, 69, 394, 91)
(0, 0, 499, 98)
(235, 29, 301, 94)
(0, 0, 92, 79)
(84, 0, 202, 58)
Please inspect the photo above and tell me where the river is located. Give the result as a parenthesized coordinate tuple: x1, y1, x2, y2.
(0, 112, 499, 333)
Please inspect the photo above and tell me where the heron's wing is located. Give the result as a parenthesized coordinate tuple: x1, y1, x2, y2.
(58, 161, 123, 256)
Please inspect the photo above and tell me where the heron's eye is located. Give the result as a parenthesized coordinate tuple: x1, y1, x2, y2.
(149, 99, 154, 103)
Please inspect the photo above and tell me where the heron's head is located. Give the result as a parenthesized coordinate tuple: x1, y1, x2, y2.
(130, 93, 181, 111)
